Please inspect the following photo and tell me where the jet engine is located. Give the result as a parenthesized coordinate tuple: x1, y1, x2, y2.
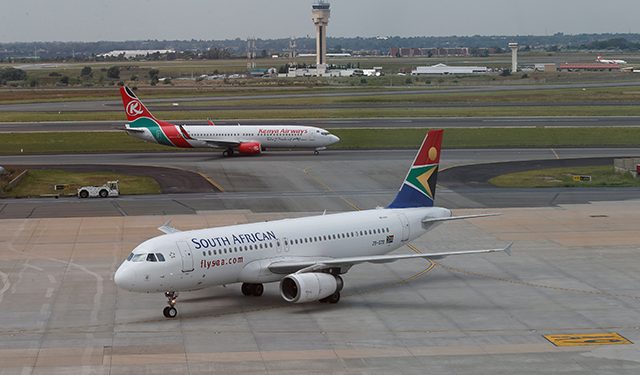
(238, 142, 262, 155)
(280, 273, 343, 303)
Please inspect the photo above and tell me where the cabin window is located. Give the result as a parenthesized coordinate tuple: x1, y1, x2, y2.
(156, 253, 165, 262)
(131, 253, 145, 262)
(146, 253, 157, 262)
(202, 251, 206, 256)
(269, 243, 273, 248)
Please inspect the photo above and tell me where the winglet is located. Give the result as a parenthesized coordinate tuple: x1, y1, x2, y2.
(158, 220, 180, 234)
(207, 118, 215, 126)
(503, 242, 513, 256)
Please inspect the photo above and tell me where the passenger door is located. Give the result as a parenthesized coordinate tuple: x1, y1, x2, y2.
(398, 213, 410, 242)
(176, 241, 194, 272)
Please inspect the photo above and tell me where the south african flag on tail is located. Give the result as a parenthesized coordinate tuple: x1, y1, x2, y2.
(387, 129, 443, 208)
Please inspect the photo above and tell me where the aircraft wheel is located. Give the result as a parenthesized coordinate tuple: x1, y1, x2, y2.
(252, 283, 264, 297)
(314, 150, 320, 155)
(241, 283, 251, 296)
(327, 292, 340, 304)
(163, 306, 177, 318)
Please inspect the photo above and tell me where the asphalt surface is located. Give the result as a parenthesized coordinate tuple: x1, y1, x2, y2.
(3, 203, 640, 374)
(2, 148, 639, 219)
(2, 116, 640, 132)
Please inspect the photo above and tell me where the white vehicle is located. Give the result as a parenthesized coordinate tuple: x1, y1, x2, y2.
(115, 130, 511, 318)
(78, 180, 119, 198)
(120, 86, 340, 156)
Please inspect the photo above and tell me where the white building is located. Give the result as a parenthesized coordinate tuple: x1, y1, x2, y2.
(97, 49, 175, 58)
(411, 63, 489, 75)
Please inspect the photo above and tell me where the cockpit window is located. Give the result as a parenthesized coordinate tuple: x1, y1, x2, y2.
(156, 253, 165, 262)
(126, 253, 134, 261)
(321, 131, 330, 135)
(146, 253, 157, 262)
(130, 253, 145, 262)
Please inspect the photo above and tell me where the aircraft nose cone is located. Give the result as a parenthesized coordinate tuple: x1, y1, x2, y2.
(330, 135, 340, 144)
(114, 264, 136, 290)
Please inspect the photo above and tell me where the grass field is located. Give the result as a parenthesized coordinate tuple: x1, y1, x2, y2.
(489, 166, 640, 188)
(2, 127, 640, 155)
(3, 169, 161, 197)
(3, 104, 640, 123)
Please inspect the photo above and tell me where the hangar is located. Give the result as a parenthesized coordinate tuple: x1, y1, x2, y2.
(411, 63, 489, 75)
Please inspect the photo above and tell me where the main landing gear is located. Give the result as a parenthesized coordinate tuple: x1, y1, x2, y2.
(241, 283, 264, 297)
(319, 292, 340, 304)
(222, 148, 235, 157)
(163, 291, 179, 318)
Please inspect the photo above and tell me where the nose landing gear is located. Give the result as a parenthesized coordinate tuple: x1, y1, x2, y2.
(163, 291, 179, 318)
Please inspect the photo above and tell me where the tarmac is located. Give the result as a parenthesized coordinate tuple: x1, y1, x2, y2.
(1, 201, 640, 374)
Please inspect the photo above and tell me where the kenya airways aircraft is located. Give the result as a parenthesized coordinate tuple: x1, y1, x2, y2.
(120, 86, 340, 156)
(115, 129, 511, 318)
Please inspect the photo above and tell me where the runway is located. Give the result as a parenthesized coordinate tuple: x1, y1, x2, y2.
(2, 116, 640, 132)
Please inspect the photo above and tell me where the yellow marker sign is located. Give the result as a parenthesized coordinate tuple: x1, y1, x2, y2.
(544, 333, 632, 347)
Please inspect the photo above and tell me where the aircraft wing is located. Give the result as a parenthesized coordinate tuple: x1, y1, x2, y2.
(267, 243, 512, 274)
(199, 139, 241, 148)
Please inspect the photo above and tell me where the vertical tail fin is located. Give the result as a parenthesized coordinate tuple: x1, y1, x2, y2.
(120, 86, 157, 122)
(387, 129, 444, 208)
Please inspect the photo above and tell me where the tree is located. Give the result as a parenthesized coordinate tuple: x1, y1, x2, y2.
(148, 69, 159, 85)
(80, 66, 92, 77)
(0, 67, 27, 81)
(106, 66, 120, 79)
(59, 76, 70, 85)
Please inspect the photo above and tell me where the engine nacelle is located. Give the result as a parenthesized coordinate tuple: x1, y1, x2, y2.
(280, 273, 343, 303)
(238, 142, 262, 155)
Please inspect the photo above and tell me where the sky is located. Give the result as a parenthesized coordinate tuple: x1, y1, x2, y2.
(1, 0, 639, 42)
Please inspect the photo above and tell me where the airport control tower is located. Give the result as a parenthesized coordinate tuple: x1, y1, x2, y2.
(312, 0, 330, 74)
(508, 42, 519, 72)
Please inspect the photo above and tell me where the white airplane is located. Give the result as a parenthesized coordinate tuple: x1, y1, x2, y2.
(120, 86, 340, 156)
(114, 129, 511, 318)
(596, 55, 627, 64)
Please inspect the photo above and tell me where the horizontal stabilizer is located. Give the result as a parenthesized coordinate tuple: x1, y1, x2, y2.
(122, 124, 146, 133)
(422, 213, 500, 224)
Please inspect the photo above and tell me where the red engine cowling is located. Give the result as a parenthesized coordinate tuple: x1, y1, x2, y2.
(238, 142, 262, 155)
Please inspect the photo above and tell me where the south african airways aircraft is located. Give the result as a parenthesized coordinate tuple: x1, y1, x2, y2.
(114, 129, 511, 318)
(120, 86, 340, 156)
